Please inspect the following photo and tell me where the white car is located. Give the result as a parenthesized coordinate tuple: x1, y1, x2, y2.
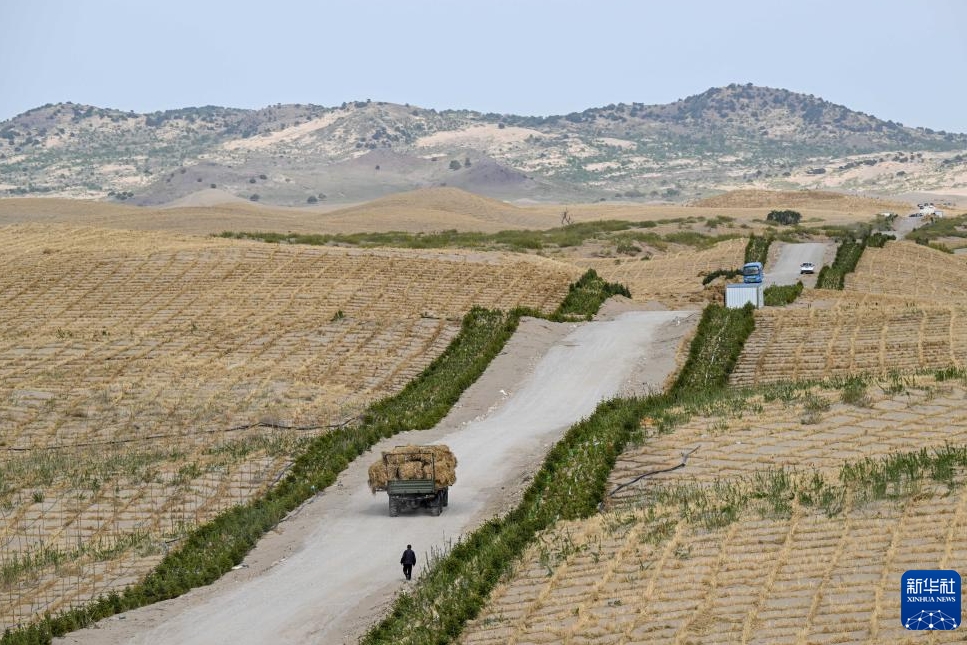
(800, 262, 815, 275)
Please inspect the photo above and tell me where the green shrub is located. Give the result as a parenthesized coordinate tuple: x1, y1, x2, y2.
(550, 269, 630, 321)
(763, 282, 803, 306)
(766, 210, 802, 226)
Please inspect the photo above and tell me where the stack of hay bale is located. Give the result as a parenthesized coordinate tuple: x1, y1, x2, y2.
(368, 444, 457, 493)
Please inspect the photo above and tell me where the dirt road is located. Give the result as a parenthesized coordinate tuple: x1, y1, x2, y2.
(57, 308, 695, 645)
(764, 241, 833, 287)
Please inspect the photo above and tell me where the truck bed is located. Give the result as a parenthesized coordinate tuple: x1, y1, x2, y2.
(387, 479, 438, 495)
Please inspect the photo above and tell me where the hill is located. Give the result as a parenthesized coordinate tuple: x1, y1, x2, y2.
(2, 85, 966, 205)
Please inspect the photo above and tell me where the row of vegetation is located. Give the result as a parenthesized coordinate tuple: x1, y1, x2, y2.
(763, 281, 803, 306)
(0, 270, 623, 644)
(361, 303, 757, 643)
(547, 269, 630, 320)
(218, 217, 742, 255)
(670, 305, 756, 395)
(814, 231, 894, 290)
(743, 232, 772, 263)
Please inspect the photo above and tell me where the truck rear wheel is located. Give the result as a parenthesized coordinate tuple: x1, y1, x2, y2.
(388, 497, 399, 517)
(441, 488, 449, 507)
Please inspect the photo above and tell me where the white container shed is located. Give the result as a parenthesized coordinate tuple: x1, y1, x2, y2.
(725, 283, 764, 309)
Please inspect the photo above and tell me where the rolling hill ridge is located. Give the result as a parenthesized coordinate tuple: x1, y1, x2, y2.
(1, 84, 965, 205)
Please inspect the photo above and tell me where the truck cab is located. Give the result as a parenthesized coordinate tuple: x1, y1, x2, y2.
(742, 261, 764, 284)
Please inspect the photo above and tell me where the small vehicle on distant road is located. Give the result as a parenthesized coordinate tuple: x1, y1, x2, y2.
(799, 262, 815, 275)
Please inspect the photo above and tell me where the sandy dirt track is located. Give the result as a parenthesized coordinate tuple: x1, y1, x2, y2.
(764, 241, 832, 287)
(57, 308, 695, 645)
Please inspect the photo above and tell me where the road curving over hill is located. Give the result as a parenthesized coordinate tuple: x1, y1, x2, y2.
(57, 307, 696, 645)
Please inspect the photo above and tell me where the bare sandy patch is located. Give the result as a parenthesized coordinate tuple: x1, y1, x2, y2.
(415, 123, 543, 149)
(220, 112, 342, 151)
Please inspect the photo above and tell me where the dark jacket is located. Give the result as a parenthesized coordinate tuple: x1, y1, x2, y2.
(400, 548, 416, 566)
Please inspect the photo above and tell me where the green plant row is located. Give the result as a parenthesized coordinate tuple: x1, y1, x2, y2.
(669, 304, 755, 395)
(217, 220, 738, 254)
(763, 281, 803, 306)
(1, 269, 619, 644)
(744, 233, 772, 264)
(549, 269, 630, 321)
(865, 232, 894, 248)
(815, 236, 866, 289)
(362, 296, 759, 643)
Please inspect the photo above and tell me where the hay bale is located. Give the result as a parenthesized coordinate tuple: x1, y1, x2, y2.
(371, 444, 458, 487)
(368, 461, 389, 493)
(398, 461, 425, 479)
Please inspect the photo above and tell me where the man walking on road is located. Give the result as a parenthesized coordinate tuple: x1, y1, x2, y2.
(400, 544, 416, 580)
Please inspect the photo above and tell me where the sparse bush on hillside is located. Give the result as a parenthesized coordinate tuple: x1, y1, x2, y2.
(306, 196, 318, 204)
(249, 194, 259, 202)
(448, 160, 461, 171)
(766, 209, 802, 226)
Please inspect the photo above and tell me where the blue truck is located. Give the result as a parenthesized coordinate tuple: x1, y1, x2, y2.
(742, 261, 763, 284)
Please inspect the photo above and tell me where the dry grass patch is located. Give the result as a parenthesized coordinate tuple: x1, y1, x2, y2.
(846, 241, 967, 302)
(694, 189, 909, 214)
(462, 492, 967, 645)
(730, 289, 967, 386)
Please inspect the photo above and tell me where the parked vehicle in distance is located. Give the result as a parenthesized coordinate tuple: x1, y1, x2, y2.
(742, 261, 764, 284)
(800, 262, 815, 275)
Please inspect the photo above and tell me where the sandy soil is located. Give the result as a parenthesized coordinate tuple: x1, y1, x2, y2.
(56, 305, 696, 645)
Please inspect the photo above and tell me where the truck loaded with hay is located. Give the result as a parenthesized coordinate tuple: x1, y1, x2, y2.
(368, 445, 457, 516)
